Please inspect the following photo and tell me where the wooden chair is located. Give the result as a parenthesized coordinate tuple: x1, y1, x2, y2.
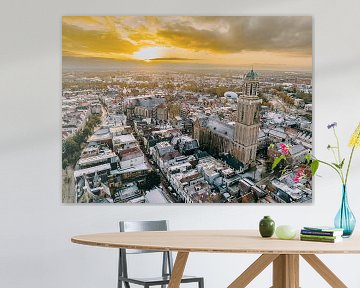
(118, 220, 204, 288)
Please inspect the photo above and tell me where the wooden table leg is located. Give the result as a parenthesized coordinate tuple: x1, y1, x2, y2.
(301, 254, 347, 288)
(168, 252, 189, 288)
(273, 254, 286, 288)
(228, 254, 279, 288)
(288, 255, 299, 288)
(272, 254, 299, 288)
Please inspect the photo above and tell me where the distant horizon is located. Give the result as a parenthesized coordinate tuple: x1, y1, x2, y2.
(62, 56, 313, 73)
(62, 16, 312, 72)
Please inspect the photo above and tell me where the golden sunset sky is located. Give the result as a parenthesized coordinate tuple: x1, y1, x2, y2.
(62, 16, 312, 70)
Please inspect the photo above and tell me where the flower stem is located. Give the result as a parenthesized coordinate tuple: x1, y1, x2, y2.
(330, 148, 338, 164)
(345, 145, 356, 185)
(333, 128, 345, 181)
(345, 130, 360, 185)
(317, 159, 345, 184)
(333, 128, 342, 163)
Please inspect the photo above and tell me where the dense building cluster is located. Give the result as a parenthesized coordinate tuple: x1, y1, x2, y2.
(62, 68, 312, 204)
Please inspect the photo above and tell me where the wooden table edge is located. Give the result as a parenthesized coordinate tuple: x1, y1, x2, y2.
(71, 237, 360, 254)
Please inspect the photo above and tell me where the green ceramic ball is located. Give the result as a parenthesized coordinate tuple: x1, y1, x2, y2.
(275, 225, 297, 240)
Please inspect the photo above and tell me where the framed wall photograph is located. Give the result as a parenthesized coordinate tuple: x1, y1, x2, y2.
(62, 16, 313, 204)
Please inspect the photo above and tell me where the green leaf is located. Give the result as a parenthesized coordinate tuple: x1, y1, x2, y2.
(311, 160, 319, 176)
(305, 154, 311, 164)
(339, 159, 345, 169)
(281, 165, 290, 176)
(332, 161, 345, 169)
(272, 155, 285, 170)
(332, 162, 340, 169)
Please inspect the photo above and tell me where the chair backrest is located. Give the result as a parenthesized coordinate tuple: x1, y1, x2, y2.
(118, 220, 173, 282)
(119, 220, 169, 254)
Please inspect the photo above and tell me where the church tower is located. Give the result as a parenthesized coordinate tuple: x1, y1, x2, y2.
(233, 69, 262, 166)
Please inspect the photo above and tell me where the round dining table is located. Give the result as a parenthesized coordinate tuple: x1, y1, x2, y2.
(72, 230, 360, 288)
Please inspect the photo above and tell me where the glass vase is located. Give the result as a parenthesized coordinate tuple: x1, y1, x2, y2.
(334, 185, 356, 237)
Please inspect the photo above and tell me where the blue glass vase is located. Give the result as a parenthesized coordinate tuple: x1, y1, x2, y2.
(334, 185, 356, 237)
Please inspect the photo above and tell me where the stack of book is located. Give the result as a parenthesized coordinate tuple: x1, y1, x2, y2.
(300, 226, 344, 243)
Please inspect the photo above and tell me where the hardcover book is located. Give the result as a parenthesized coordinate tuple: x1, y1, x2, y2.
(300, 236, 343, 243)
(301, 229, 343, 237)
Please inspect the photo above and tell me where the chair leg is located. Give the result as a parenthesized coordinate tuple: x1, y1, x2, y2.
(118, 250, 123, 288)
(161, 252, 168, 288)
(199, 278, 204, 288)
(119, 280, 130, 288)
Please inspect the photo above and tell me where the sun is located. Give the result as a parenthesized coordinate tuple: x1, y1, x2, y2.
(133, 47, 164, 62)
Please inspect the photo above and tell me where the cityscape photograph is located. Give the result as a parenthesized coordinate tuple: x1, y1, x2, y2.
(62, 16, 313, 204)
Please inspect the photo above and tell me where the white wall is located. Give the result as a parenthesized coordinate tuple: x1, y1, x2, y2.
(1, 0, 360, 287)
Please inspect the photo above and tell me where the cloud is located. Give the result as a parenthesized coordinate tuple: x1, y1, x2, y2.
(156, 16, 312, 55)
(62, 21, 137, 57)
(62, 16, 107, 29)
(62, 16, 312, 69)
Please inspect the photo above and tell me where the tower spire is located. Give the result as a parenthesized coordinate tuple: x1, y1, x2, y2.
(234, 68, 262, 166)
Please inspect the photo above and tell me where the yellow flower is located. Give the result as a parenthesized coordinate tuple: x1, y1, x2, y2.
(349, 122, 360, 147)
